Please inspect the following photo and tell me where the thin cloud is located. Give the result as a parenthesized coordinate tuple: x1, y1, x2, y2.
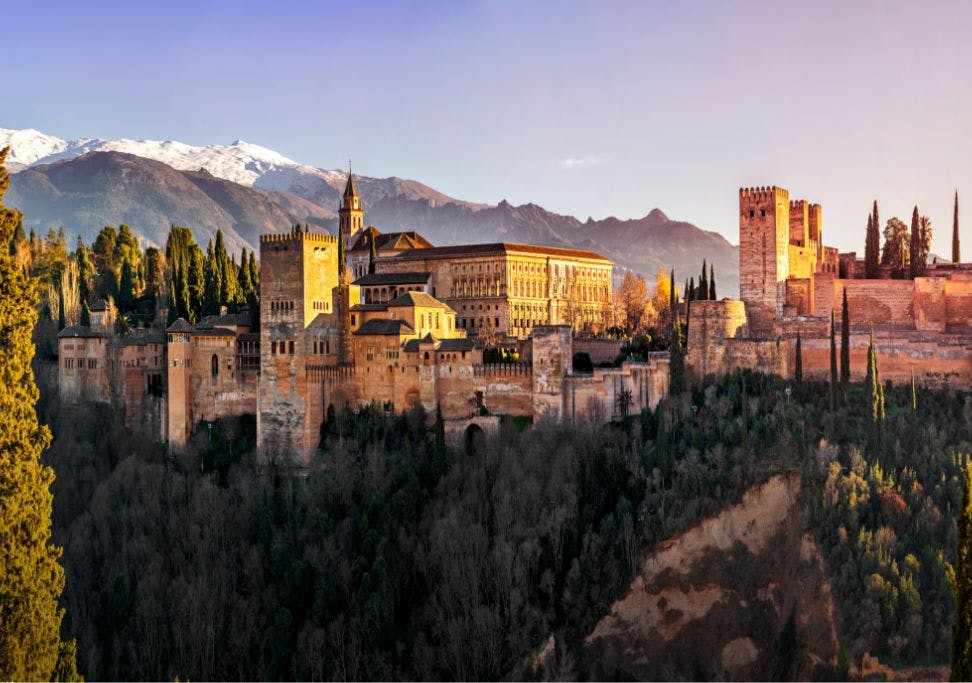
(559, 155, 611, 169)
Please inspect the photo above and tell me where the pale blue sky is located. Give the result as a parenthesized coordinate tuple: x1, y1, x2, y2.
(4, 0, 972, 252)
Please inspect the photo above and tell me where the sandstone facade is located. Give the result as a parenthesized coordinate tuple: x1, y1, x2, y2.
(688, 184, 972, 387)
(60, 174, 670, 465)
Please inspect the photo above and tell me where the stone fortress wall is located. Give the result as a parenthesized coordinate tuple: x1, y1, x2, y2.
(688, 184, 972, 387)
(59, 173, 671, 466)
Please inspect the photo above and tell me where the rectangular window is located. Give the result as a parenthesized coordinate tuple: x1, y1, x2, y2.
(367, 347, 375, 361)
(271, 341, 277, 354)
(289, 341, 295, 354)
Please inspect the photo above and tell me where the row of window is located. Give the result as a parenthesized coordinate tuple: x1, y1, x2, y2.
(461, 317, 501, 329)
(312, 300, 330, 311)
(270, 340, 296, 355)
(270, 300, 295, 312)
(312, 340, 331, 355)
(63, 358, 98, 369)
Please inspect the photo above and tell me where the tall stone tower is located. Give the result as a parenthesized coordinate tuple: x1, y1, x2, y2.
(739, 186, 790, 335)
(257, 230, 340, 465)
(339, 170, 364, 246)
(165, 319, 194, 451)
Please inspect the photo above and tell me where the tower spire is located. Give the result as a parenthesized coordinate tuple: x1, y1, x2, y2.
(339, 157, 364, 243)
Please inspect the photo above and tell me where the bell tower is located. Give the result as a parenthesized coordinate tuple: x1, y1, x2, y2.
(339, 165, 363, 246)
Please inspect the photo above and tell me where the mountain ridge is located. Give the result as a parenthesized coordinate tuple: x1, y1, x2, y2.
(1, 127, 740, 294)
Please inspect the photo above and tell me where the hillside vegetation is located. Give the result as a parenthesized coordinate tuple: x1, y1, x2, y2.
(36, 360, 967, 680)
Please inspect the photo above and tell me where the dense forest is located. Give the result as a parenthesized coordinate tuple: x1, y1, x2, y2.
(36, 350, 967, 679)
(14, 221, 262, 356)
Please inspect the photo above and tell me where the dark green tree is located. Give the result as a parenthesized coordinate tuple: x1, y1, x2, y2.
(954, 191, 961, 264)
(699, 259, 708, 301)
(0, 147, 78, 680)
(368, 233, 378, 274)
(865, 326, 885, 454)
(248, 249, 259, 292)
(865, 204, 881, 278)
(840, 287, 850, 391)
(687, 277, 695, 302)
(238, 247, 255, 301)
(669, 268, 676, 309)
(951, 463, 972, 681)
(708, 262, 716, 300)
(188, 246, 205, 323)
(118, 259, 137, 312)
(910, 206, 922, 279)
(669, 314, 685, 394)
(79, 298, 91, 327)
(203, 239, 220, 315)
(56, 277, 65, 331)
(830, 311, 838, 413)
(75, 237, 94, 307)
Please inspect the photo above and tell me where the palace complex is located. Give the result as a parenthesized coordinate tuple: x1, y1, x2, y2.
(687, 185, 972, 387)
(58, 173, 669, 465)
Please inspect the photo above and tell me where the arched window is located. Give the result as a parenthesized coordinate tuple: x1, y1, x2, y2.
(211, 354, 218, 377)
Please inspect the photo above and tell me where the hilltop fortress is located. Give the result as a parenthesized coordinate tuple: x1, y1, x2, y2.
(688, 185, 972, 386)
(58, 174, 669, 464)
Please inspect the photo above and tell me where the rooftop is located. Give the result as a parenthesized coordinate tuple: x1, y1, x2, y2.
(391, 242, 611, 263)
(353, 271, 431, 286)
(354, 318, 415, 336)
(387, 291, 450, 309)
(57, 325, 105, 339)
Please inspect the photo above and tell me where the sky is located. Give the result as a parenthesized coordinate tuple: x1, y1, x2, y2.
(3, 0, 972, 252)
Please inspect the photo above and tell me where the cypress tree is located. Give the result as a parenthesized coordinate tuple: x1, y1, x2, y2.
(368, 233, 378, 274)
(56, 278, 66, 331)
(795, 333, 803, 384)
(699, 259, 708, 301)
(188, 247, 205, 324)
(75, 238, 94, 307)
(951, 462, 972, 681)
(910, 206, 921, 279)
(954, 191, 961, 264)
(0, 147, 79, 679)
(338, 225, 346, 276)
(248, 249, 259, 292)
(80, 298, 91, 327)
(709, 262, 716, 300)
(840, 288, 850, 390)
(865, 205, 881, 278)
(865, 326, 885, 454)
(687, 277, 695, 302)
(669, 268, 676, 309)
(118, 259, 136, 312)
(669, 313, 685, 394)
(830, 311, 838, 413)
(203, 239, 218, 315)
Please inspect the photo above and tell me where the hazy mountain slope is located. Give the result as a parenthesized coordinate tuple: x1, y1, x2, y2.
(364, 195, 740, 293)
(0, 127, 484, 211)
(2, 130, 741, 293)
(7, 152, 256, 252)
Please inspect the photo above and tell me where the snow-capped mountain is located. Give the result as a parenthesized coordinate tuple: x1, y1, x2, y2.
(0, 127, 345, 189)
(0, 127, 741, 293)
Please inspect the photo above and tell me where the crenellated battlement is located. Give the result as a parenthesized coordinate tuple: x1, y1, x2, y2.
(739, 186, 788, 202)
(260, 231, 337, 244)
(789, 199, 807, 210)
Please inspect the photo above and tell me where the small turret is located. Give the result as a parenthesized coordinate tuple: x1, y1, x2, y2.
(339, 163, 364, 244)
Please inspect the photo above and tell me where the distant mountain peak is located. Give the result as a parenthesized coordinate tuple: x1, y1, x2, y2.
(1, 126, 741, 294)
(647, 208, 669, 222)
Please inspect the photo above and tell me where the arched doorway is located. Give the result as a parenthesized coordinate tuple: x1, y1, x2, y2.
(464, 423, 485, 456)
